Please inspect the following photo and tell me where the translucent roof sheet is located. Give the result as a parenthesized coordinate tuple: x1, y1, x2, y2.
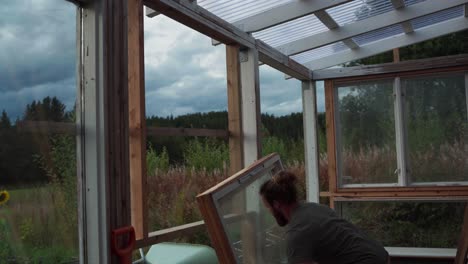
(252, 14, 328, 48)
(327, 0, 394, 26)
(183, 0, 467, 69)
(353, 24, 403, 46)
(291, 42, 349, 64)
(197, 0, 294, 23)
(411, 6, 464, 30)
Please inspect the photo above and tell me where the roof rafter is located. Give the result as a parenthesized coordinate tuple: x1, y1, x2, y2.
(391, 0, 414, 33)
(276, 0, 468, 56)
(232, 0, 353, 33)
(314, 10, 359, 50)
(304, 16, 468, 71)
(143, 0, 312, 80)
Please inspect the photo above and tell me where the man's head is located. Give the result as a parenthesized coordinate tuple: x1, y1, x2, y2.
(259, 171, 298, 226)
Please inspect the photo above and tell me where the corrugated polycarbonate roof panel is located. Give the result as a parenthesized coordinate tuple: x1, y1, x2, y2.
(353, 24, 403, 46)
(252, 14, 328, 48)
(197, 0, 294, 23)
(411, 6, 464, 30)
(291, 42, 349, 64)
(327, 0, 394, 26)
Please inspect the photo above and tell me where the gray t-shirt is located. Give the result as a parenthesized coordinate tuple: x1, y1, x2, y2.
(286, 202, 388, 264)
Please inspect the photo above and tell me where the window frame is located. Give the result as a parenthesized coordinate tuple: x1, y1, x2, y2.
(328, 68, 468, 190)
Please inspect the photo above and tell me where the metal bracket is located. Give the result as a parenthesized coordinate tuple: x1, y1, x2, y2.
(239, 50, 249, 62)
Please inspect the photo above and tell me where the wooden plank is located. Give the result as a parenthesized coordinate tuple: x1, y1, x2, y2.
(226, 45, 244, 176)
(16, 121, 76, 134)
(146, 127, 229, 138)
(143, 0, 312, 81)
(240, 48, 261, 165)
(313, 54, 468, 80)
(135, 220, 206, 248)
(330, 191, 468, 197)
(325, 80, 338, 194)
(128, 0, 147, 241)
(336, 186, 468, 193)
(393, 48, 400, 63)
(455, 203, 468, 264)
(197, 194, 237, 264)
(302, 81, 320, 203)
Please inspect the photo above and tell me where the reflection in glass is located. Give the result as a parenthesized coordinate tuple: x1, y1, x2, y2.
(337, 200, 465, 248)
(403, 74, 468, 183)
(215, 162, 287, 264)
(337, 80, 397, 185)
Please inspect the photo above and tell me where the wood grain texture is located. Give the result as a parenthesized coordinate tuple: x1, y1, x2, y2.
(226, 45, 244, 176)
(455, 203, 468, 264)
(313, 54, 468, 80)
(325, 80, 338, 194)
(128, 0, 147, 240)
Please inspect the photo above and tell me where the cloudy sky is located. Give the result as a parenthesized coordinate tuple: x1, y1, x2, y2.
(1, 1, 325, 121)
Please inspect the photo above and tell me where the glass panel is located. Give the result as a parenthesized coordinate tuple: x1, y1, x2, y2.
(403, 73, 468, 183)
(0, 1, 79, 262)
(337, 200, 465, 248)
(337, 80, 397, 185)
(216, 162, 287, 264)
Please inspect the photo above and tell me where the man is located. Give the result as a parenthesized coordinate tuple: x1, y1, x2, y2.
(259, 171, 389, 264)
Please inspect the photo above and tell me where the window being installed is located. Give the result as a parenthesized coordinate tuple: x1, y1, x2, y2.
(335, 72, 468, 188)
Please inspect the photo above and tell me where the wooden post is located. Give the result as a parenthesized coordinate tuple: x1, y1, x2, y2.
(393, 48, 400, 63)
(128, 0, 147, 240)
(240, 48, 262, 165)
(80, 0, 130, 262)
(226, 45, 244, 175)
(302, 81, 320, 203)
(455, 203, 468, 264)
(325, 80, 337, 207)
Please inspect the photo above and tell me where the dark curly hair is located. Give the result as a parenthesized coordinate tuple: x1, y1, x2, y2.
(259, 171, 298, 206)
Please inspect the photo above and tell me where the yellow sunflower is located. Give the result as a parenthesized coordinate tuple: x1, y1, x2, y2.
(0, 190, 10, 205)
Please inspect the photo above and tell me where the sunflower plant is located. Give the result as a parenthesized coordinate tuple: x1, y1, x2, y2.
(0, 190, 10, 206)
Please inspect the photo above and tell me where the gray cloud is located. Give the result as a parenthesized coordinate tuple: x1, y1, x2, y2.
(0, 0, 76, 119)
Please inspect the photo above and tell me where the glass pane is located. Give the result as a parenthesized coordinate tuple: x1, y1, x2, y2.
(337, 80, 397, 185)
(403, 73, 468, 183)
(0, 1, 79, 262)
(337, 200, 465, 248)
(217, 168, 287, 264)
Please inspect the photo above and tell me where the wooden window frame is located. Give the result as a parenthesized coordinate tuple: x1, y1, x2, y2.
(325, 65, 468, 202)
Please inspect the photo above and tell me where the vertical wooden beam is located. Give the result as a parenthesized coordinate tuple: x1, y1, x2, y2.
(455, 203, 468, 264)
(393, 48, 400, 63)
(394, 77, 408, 186)
(302, 81, 320, 203)
(128, 0, 147, 241)
(80, 0, 130, 262)
(240, 48, 262, 165)
(325, 80, 337, 207)
(226, 45, 244, 176)
(104, 0, 131, 262)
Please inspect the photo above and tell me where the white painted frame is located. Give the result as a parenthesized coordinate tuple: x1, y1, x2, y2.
(304, 17, 468, 70)
(394, 77, 409, 186)
(277, 0, 468, 56)
(302, 81, 320, 203)
(78, 2, 109, 263)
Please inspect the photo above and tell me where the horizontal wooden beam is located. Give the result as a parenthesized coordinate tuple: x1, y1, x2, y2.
(313, 54, 468, 80)
(147, 127, 229, 138)
(277, 0, 468, 56)
(305, 16, 468, 70)
(16, 121, 77, 134)
(16, 121, 229, 138)
(143, 0, 312, 80)
(232, 0, 352, 33)
(135, 220, 206, 248)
